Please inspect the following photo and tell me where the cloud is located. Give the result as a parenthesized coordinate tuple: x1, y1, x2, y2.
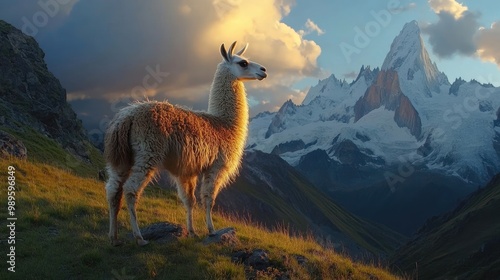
(301, 19, 325, 36)
(422, 0, 500, 68)
(476, 22, 500, 67)
(389, 2, 417, 13)
(201, 0, 322, 80)
(0, 0, 322, 122)
(343, 71, 358, 80)
(428, 0, 467, 19)
(245, 84, 309, 115)
(422, 11, 479, 57)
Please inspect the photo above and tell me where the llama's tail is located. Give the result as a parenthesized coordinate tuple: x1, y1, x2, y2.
(104, 114, 134, 169)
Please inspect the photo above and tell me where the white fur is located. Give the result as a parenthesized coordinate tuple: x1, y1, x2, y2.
(104, 42, 267, 245)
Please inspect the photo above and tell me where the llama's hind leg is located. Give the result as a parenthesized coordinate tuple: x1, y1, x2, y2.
(123, 166, 155, 246)
(175, 176, 198, 237)
(105, 167, 128, 246)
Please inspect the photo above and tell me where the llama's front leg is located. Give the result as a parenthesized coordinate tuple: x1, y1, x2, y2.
(105, 170, 126, 246)
(205, 196, 216, 236)
(123, 167, 155, 246)
(175, 177, 198, 237)
(201, 173, 222, 236)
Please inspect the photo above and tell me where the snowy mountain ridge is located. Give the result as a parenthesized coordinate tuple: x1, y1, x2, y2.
(248, 20, 500, 186)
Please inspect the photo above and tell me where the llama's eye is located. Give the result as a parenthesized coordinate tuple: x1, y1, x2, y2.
(238, 61, 248, 68)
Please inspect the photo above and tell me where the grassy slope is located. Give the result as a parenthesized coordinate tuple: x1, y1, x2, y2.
(232, 171, 404, 255)
(1, 126, 104, 178)
(0, 158, 401, 279)
(391, 175, 500, 279)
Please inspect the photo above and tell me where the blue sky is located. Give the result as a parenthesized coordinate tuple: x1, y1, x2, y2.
(0, 0, 499, 132)
(282, 0, 500, 88)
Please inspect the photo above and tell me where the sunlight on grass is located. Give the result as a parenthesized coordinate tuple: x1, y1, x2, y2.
(0, 158, 402, 279)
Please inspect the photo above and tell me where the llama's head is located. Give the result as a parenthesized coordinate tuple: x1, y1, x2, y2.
(220, 41, 267, 81)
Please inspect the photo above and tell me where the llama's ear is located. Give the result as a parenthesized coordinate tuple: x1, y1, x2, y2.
(220, 43, 230, 62)
(236, 43, 248, 56)
(227, 41, 237, 59)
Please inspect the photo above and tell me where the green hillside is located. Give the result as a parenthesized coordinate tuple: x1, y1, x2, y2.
(220, 152, 406, 256)
(391, 174, 500, 279)
(1, 125, 104, 178)
(0, 158, 401, 279)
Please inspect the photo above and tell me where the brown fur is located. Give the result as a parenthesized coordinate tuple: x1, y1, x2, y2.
(104, 114, 134, 169)
(104, 43, 265, 245)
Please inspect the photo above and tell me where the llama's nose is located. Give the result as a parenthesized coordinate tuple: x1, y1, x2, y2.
(260, 66, 266, 72)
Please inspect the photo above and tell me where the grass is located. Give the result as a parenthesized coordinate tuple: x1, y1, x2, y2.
(1, 126, 105, 178)
(0, 158, 402, 279)
(391, 175, 500, 279)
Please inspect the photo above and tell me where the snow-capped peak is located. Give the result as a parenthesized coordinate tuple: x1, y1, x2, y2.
(382, 20, 449, 97)
(301, 74, 346, 105)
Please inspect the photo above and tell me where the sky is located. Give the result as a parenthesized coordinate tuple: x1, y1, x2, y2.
(1, 0, 499, 136)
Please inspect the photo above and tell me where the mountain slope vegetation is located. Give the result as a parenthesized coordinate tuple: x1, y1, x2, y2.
(0, 158, 400, 279)
(391, 174, 500, 279)
(216, 151, 405, 256)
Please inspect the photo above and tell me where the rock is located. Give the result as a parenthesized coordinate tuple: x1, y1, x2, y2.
(247, 249, 270, 270)
(0, 131, 27, 159)
(231, 249, 270, 271)
(271, 139, 306, 155)
(203, 227, 239, 246)
(353, 70, 422, 138)
(127, 222, 187, 244)
(265, 100, 297, 138)
(0, 20, 92, 161)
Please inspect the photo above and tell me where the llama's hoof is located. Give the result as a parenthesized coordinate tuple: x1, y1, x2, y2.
(137, 239, 150, 246)
(188, 231, 199, 238)
(111, 239, 124, 247)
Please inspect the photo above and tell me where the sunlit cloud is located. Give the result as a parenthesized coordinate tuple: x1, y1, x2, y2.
(476, 22, 500, 68)
(428, 0, 467, 19)
(300, 19, 325, 36)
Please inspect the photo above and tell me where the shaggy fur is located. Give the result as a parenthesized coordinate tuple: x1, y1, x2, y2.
(104, 42, 266, 246)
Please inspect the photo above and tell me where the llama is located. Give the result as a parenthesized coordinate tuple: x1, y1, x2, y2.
(104, 41, 267, 246)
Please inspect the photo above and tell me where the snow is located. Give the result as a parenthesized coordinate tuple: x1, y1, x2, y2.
(248, 20, 500, 185)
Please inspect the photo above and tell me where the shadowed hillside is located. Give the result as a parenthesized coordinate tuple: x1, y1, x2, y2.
(391, 174, 500, 279)
(0, 19, 104, 177)
(0, 158, 401, 279)
(215, 150, 405, 257)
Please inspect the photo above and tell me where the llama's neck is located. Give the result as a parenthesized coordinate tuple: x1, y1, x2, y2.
(208, 65, 249, 132)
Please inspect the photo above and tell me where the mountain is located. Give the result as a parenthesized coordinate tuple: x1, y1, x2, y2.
(391, 174, 500, 279)
(381, 20, 449, 98)
(247, 20, 500, 234)
(0, 20, 103, 175)
(215, 151, 405, 257)
(159, 150, 405, 257)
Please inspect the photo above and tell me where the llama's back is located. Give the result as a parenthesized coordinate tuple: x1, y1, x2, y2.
(105, 101, 245, 182)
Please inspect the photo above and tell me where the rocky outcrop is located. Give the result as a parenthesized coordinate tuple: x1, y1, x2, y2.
(0, 131, 27, 159)
(333, 139, 366, 166)
(449, 77, 466, 96)
(0, 20, 91, 161)
(127, 222, 188, 244)
(271, 139, 305, 155)
(265, 100, 296, 138)
(354, 70, 422, 138)
(351, 65, 379, 85)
